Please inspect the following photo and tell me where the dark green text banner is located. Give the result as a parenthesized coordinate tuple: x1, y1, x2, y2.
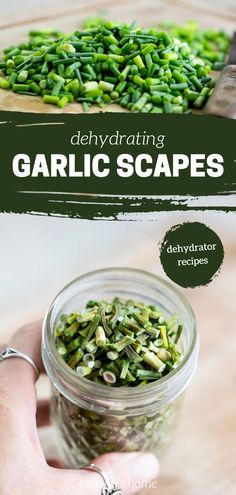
(0, 111, 235, 219)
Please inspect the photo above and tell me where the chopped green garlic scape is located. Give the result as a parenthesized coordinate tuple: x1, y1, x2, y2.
(54, 298, 183, 386)
(0, 21, 230, 113)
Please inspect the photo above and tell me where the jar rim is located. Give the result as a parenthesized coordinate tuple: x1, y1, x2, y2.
(42, 267, 198, 406)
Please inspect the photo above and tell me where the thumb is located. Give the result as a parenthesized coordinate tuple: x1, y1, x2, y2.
(52, 452, 159, 495)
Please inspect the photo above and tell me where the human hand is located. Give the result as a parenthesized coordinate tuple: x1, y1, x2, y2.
(0, 322, 159, 495)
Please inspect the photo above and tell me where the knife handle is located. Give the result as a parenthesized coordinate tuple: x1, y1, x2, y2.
(205, 65, 236, 119)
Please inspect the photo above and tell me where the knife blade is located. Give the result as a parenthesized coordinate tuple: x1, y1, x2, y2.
(205, 31, 236, 118)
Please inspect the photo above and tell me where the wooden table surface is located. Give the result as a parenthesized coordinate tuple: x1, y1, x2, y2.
(0, 1, 236, 494)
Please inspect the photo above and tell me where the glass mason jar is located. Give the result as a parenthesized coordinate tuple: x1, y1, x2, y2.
(42, 268, 198, 468)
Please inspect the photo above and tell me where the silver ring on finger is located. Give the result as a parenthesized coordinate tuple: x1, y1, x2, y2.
(82, 463, 123, 495)
(0, 347, 39, 378)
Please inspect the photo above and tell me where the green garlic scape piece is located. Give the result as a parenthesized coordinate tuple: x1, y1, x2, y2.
(54, 297, 183, 387)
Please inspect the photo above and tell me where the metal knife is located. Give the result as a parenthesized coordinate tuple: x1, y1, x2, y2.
(205, 31, 236, 118)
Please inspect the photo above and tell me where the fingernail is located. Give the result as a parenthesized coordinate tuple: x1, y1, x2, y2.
(130, 453, 159, 480)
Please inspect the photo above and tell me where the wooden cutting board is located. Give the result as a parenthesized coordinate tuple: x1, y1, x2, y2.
(0, 0, 236, 113)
